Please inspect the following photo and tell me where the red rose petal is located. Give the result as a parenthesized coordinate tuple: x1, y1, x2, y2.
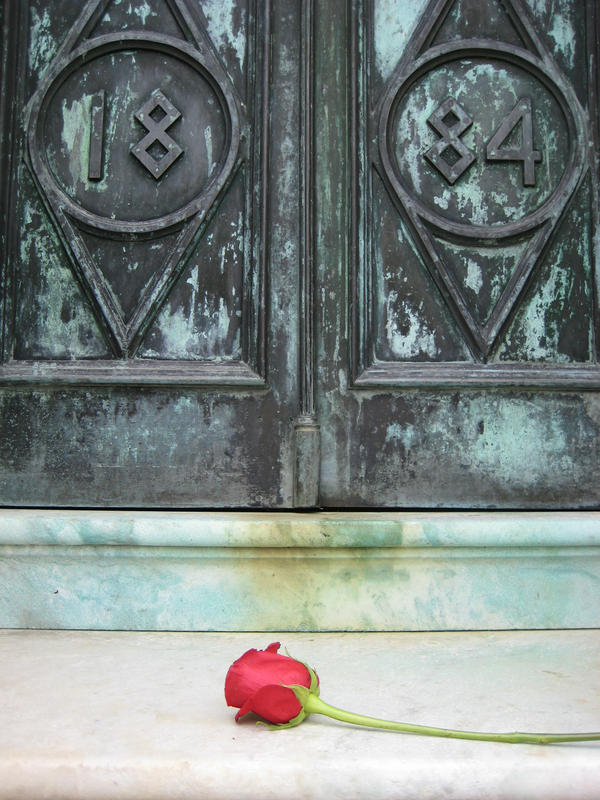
(225, 642, 312, 709)
(235, 684, 303, 725)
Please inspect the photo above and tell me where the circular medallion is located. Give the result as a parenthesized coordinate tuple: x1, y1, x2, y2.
(379, 44, 585, 238)
(28, 33, 239, 234)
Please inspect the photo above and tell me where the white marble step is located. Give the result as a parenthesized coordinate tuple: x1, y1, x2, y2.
(1, 629, 599, 799)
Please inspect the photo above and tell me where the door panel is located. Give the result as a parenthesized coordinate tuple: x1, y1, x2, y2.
(2, 0, 598, 510)
(316, 0, 600, 507)
(0, 0, 301, 507)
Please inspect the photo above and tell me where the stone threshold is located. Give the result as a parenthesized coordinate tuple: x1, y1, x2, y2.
(1, 510, 599, 630)
(1, 629, 599, 799)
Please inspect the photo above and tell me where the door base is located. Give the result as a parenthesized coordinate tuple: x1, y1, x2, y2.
(1, 510, 599, 630)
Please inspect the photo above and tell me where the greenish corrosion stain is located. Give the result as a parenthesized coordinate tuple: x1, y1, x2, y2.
(60, 96, 93, 193)
(496, 182, 592, 363)
(385, 422, 417, 451)
(139, 205, 244, 360)
(384, 289, 439, 359)
(133, 0, 154, 25)
(17, 193, 106, 358)
(147, 287, 240, 361)
(526, 0, 576, 70)
(317, 383, 599, 506)
(470, 398, 577, 484)
(28, 6, 56, 75)
(202, 0, 246, 73)
(54, 80, 130, 200)
(432, 237, 529, 327)
(374, 0, 427, 82)
(203, 127, 214, 173)
(2, 538, 599, 629)
(513, 265, 580, 362)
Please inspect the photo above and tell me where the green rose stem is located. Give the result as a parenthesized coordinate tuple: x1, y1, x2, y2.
(291, 685, 600, 745)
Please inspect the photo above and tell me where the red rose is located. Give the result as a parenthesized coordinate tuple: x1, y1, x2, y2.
(224, 642, 318, 725)
(225, 643, 600, 744)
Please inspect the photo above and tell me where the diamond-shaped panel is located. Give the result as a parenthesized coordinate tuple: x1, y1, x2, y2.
(25, 0, 242, 357)
(376, 0, 587, 358)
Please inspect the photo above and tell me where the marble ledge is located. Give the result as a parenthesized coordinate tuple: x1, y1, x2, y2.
(1, 511, 599, 630)
(1, 509, 600, 548)
(0, 629, 599, 800)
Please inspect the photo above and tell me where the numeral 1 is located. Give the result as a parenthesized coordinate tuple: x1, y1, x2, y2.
(88, 90, 105, 181)
(486, 97, 541, 186)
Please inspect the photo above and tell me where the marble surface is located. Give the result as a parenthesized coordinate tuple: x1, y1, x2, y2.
(2, 511, 599, 630)
(0, 629, 599, 799)
(2, 509, 600, 547)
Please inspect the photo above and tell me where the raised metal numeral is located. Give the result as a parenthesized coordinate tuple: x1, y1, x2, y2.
(88, 90, 105, 181)
(130, 89, 184, 179)
(423, 96, 542, 187)
(486, 97, 541, 186)
(86, 89, 185, 182)
(424, 98, 476, 184)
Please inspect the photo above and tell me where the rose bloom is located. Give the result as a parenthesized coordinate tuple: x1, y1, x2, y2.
(225, 643, 600, 744)
(224, 642, 316, 725)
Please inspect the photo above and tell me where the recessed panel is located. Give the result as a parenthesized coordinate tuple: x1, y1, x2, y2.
(358, 0, 596, 369)
(9, 0, 261, 366)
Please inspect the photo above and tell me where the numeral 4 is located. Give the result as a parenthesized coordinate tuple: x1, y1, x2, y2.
(486, 97, 542, 186)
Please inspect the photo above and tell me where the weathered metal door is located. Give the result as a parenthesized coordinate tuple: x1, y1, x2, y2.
(315, 0, 600, 507)
(1, 0, 599, 509)
(0, 0, 304, 507)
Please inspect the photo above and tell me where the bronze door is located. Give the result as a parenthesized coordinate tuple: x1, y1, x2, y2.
(1, 0, 599, 508)
(0, 0, 303, 507)
(315, 0, 600, 507)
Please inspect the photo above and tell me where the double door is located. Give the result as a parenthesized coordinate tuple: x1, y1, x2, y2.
(0, 0, 598, 508)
